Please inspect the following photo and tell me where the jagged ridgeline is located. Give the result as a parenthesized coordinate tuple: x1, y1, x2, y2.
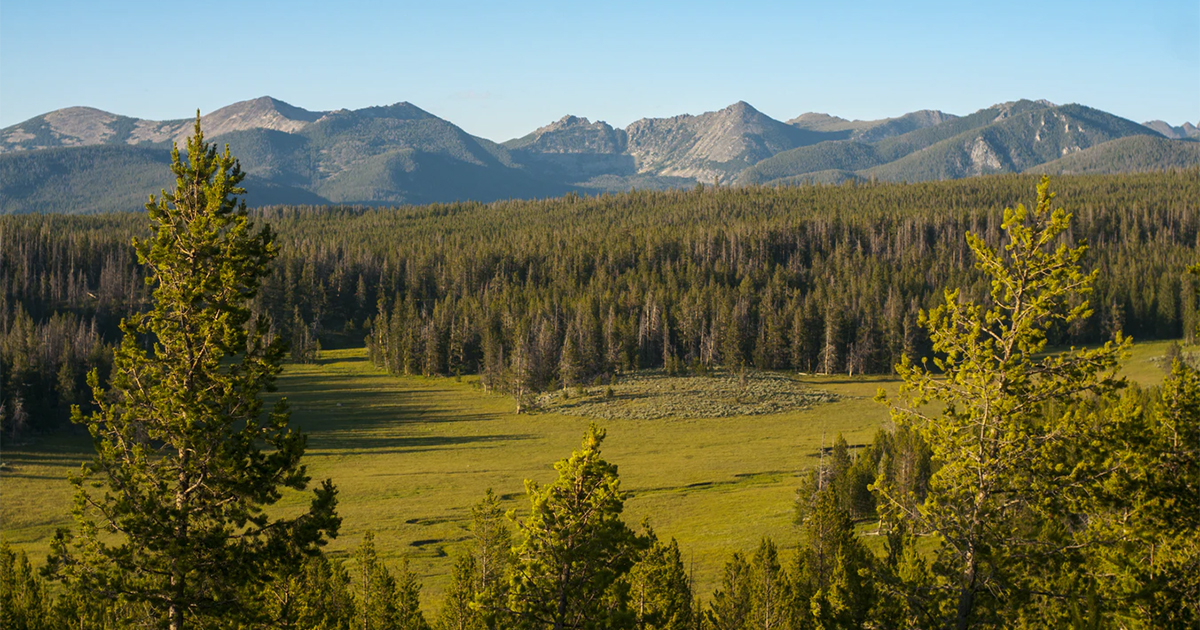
(1, 171, 1197, 434)
(3, 97, 1197, 213)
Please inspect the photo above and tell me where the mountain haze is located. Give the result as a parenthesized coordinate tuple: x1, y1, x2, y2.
(501, 116, 640, 185)
(787, 109, 957, 143)
(863, 102, 1159, 181)
(1142, 120, 1200, 140)
(1031, 135, 1200, 175)
(0, 96, 328, 154)
(624, 101, 837, 181)
(1, 96, 1194, 214)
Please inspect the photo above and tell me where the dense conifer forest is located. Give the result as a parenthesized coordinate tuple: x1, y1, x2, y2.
(2, 155, 1198, 628)
(2, 170, 1197, 434)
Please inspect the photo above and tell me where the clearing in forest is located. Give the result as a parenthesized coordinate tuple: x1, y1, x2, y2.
(540, 369, 838, 420)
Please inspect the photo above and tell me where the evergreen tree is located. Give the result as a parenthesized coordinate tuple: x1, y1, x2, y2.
(819, 303, 842, 375)
(46, 117, 339, 630)
(511, 326, 536, 413)
(395, 556, 431, 630)
(258, 553, 355, 630)
(706, 552, 750, 630)
(1137, 359, 1200, 624)
(626, 527, 693, 630)
(880, 177, 1128, 627)
(746, 539, 789, 630)
(827, 434, 852, 499)
(560, 331, 582, 391)
(437, 555, 484, 630)
(1081, 359, 1200, 626)
(0, 541, 55, 630)
(471, 489, 513, 629)
(508, 424, 642, 629)
(356, 531, 396, 629)
(794, 490, 874, 629)
(354, 531, 429, 630)
(1185, 263, 1200, 344)
(841, 446, 878, 520)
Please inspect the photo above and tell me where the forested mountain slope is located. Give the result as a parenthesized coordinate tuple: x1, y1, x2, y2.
(1143, 119, 1200, 140)
(0, 96, 324, 153)
(787, 109, 956, 142)
(1032, 135, 1200, 175)
(863, 103, 1162, 181)
(621, 101, 837, 181)
(4, 171, 1196, 436)
(1, 101, 568, 211)
(0, 144, 331, 213)
(2, 97, 1194, 213)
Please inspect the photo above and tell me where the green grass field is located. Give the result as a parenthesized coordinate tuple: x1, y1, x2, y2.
(0, 338, 1185, 609)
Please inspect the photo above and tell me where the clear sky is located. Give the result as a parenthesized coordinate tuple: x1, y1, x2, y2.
(2, 0, 1196, 142)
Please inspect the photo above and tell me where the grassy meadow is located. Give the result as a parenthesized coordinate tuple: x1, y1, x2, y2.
(0, 338, 1186, 609)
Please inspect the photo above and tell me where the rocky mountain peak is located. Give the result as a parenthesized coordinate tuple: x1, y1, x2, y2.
(555, 114, 588, 126)
(1142, 119, 1200, 140)
(188, 96, 325, 144)
(992, 99, 1055, 122)
(540, 115, 612, 133)
(624, 102, 813, 180)
(787, 112, 850, 127)
(504, 114, 625, 154)
(720, 101, 758, 116)
(343, 101, 435, 121)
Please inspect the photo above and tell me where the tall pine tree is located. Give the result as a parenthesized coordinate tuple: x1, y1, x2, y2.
(508, 424, 642, 629)
(880, 177, 1127, 628)
(47, 117, 340, 630)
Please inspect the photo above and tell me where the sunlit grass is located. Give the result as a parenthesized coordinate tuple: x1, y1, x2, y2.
(1, 339, 1184, 610)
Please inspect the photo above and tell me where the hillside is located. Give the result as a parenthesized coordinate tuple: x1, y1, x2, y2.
(1030, 135, 1200, 175)
(623, 101, 837, 181)
(0, 100, 572, 210)
(1143, 120, 1200, 140)
(735, 141, 882, 184)
(0, 96, 1191, 212)
(502, 116, 637, 184)
(0, 145, 173, 213)
(503, 115, 628, 154)
(0, 144, 330, 214)
(736, 102, 1158, 185)
(747, 103, 1051, 185)
(0, 96, 327, 154)
(286, 102, 568, 204)
(863, 103, 1160, 182)
(787, 109, 956, 142)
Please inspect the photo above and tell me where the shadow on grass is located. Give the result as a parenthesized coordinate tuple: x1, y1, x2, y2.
(278, 375, 493, 425)
(1, 435, 93, 475)
(308, 432, 533, 453)
(805, 375, 897, 385)
(0, 471, 79, 481)
(1, 451, 91, 465)
(629, 470, 798, 497)
(271, 353, 534, 454)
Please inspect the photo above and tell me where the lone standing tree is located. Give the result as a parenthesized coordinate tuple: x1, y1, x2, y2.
(508, 424, 642, 629)
(49, 117, 340, 630)
(880, 177, 1127, 628)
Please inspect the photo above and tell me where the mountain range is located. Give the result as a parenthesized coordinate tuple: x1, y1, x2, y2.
(1, 96, 1196, 213)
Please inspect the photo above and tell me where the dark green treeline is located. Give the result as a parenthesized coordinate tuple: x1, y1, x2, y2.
(2, 170, 1198, 433)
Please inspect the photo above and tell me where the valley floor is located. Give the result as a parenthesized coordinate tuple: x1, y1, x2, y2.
(0, 339, 1182, 608)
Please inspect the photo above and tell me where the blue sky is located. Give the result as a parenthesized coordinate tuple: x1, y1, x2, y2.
(2, 0, 1196, 141)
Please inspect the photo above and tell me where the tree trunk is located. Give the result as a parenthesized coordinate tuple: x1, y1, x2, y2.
(172, 451, 188, 630)
(955, 554, 976, 630)
(554, 564, 570, 630)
